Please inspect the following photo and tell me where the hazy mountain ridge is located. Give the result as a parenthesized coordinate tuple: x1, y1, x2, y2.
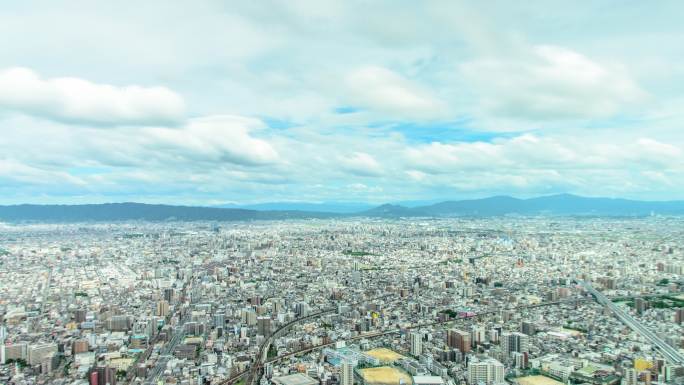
(1, 194, 684, 222)
(418, 194, 684, 216)
(0, 203, 340, 222)
(216, 202, 374, 213)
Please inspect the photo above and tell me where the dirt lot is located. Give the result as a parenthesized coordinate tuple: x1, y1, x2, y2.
(364, 348, 405, 362)
(359, 367, 412, 385)
(515, 375, 564, 385)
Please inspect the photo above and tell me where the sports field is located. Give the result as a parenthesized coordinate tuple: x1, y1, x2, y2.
(515, 375, 564, 385)
(359, 367, 412, 385)
(365, 348, 405, 362)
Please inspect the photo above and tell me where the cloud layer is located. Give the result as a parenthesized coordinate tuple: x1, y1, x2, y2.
(0, 67, 185, 126)
(0, 1, 682, 204)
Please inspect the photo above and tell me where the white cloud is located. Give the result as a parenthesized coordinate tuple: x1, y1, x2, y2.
(405, 135, 684, 178)
(0, 67, 185, 126)
(144, 115, 279, 166)
(345, 66, 445, 119)
(1, 2, 683, 203)
(339, 152, 384, 177)
(462, 45, 646, 122)
(0, 158, 86, 186)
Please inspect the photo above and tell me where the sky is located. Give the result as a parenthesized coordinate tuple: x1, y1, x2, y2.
(1, 1, 683, 205)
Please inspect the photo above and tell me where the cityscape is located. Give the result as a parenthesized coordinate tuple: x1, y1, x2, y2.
(0, 217, 682, 385)
(1, 2, 684, 385)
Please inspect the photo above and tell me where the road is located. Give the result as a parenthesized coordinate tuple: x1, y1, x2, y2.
(145, 316, 189, 384)
(145, 278, 195, 385)
(578, 280, 684, 365)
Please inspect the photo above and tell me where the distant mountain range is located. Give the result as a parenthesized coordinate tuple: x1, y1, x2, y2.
(361, 194, 684, 217)
(215, 201, 375, 213)
(1, 194, 683, 222)
(0, 203, 338, 222)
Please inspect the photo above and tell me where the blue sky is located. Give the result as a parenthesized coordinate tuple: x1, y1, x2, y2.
(0, 1, 683, 204)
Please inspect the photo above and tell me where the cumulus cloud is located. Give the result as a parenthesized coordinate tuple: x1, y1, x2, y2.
(339, 152, 384, 177)
(345, 66, 445, 119)
(0, 158, 86, 186)
(405, 135, 684, 177)
(0, 115, 279, 178)
(0, 67, 185, 126)
(143, 115, 279, 166)
(462, 45, 646, 122)
(1, 2, 683, 203)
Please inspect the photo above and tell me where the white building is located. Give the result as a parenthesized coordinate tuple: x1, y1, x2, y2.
(341, 360, 354, 385)
(467, 357, 505, 385)
(411, 332, 423, 357)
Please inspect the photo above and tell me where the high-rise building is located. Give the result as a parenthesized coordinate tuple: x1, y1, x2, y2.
(470, 325, 486, 346)
(90, 370, 99, 385)
(520, 321, 536, 336)
(661, 365, 674, 383)
(156, 300, 170, 317)
(242, 309, 257, 326)
(89, 366, 116, 385)
(1, 343, 28, 364)
(489, 329, 499, 344)
(257, 317, 271, 337)
(72, 339, 89, 355)
(214, 314, 226, 328)
(467, 357, 504, 385)
(74, 309, 87, 323)
(295, 302, 310, 317)
(28, 343, 57, 365)
(674, 308, 684, 325)
(107, 315, 131, 331)
(341, 360, 354, 385)
(410, 332, 422, 356)
(622, 368, 637, 385)
(502, 332, 529, 357)
(163, 288, 174, 303)
(447, 329, 471, 354)
(635, 298, 647, 315)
